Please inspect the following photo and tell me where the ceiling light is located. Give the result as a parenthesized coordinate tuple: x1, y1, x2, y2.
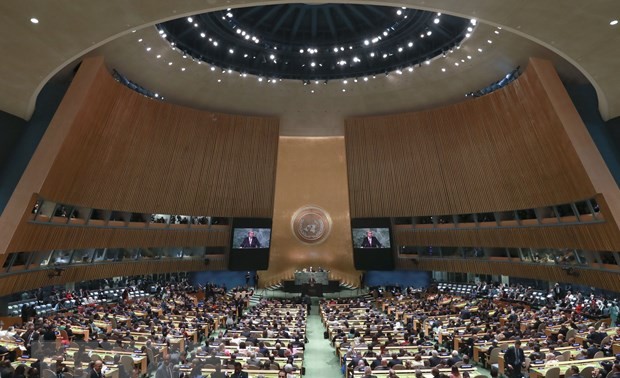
(408, 67, 414, 72)
(478, 48, 483, 52)
(194, 23, 198, 27)
(270, 54, 275, 60)
(396, 70, 402, 75)
(441, 68, 446, 72)
(210, 67, 215, 71)
(342, 89, 346, 92)
(217, 79, 221, 83)
(299, 49, 304, 53)
(470, 19, 477, 25)
(398, 47, 403, 52)
(187, 17, 193, 23)
(159, 30, 164, 34)
(156, 55, 161, 59)
(364, 77, 369, 81)
(465, 33, 471, 38)
(181, 68, 186, 71)
(364, 40, 370, 46)
(467, 27, 473, 32)
(258, 77, 263, 82)
(229, 49, 234, 54)
(494, 30, 500, 34)
(340, 47, 345, 51)
(611, 20, 619, 26)
(146, 47, 151, 51)
(138, 39, 143, 42)
(333, 47, 339, 53)
(315, 80, 319, 84)
(383, 31, 388, 36)
(487, 40, 493, 44)
(382, 54, 388, 59)
(311, 90, 315, 93)
(311, 62, 316, 67)
(434, 18, 440, 24)
(408, 42, 413, 47)
(436, 12, 442, 16)
(467, 55, 472, 59)
(343, 80, 348, 84)
(397, 10, 402, 15)
(454, 63, 459, 66)
(154, 93, 159, 98)
(213, 41, 218, 46)
(168, 62, 173, 66)
(370, 52, 375, 57)
(427, 31, 432, 36)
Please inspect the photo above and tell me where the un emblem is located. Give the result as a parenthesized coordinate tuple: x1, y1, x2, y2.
(291, 206, 332, 244)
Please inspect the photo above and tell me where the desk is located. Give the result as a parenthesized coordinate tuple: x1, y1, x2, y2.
(294, 271, 328, 285)
(528, 357, 614, 378)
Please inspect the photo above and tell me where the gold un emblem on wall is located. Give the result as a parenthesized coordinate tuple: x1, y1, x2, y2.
(291, 206, 332, 244)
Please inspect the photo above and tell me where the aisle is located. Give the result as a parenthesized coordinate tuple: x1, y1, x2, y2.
(303, 299, 342, 378)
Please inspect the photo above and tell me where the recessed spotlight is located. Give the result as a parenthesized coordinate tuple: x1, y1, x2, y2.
(138, 39, 143, 42)
(187, 17, 193, 23)
(611, 20, 619, 26)
(311, 62, 316, 67)
(154, 93, 159, 98)
(270, 54, 275, 60)
(470, 19, 477, 25)
(434, 18, 440, 24)
(229, 49, 234, 54)
(478, 48, 483, 52)
(441, 68, 446, 72)
(465, 33, 471, 38)
(168, 62, 173, 66)
(364, 40, 370, 46)
(342, 89, 346, 92)
(200, 33, 206, 38)
(467, 55, 472, 59)
(217, 79, 221, 83)
(311, 90, 315, 93)
(370, 52, 375, 57)
(156, 55, 161, 59)
(454, 62, 459, 66)
(213, 41, 218, 46)
(467, 27, 473, 32)
(487, 40, 493, 44)
(146, 47, 152, 52)
(396, 10, 402, 15)
(364, 77, 369, 81)
(30, 17, 40, 24)
(181, 68, 186, 71)
(408, 67, 414, 72)
(258, 77, 263, 82)
(494, 30, 500, 34)
(210, 67, 215, 71)
(299, 49, 304, 53)
(408, 42, 413, 47)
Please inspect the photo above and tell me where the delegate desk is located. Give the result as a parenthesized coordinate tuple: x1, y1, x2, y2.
(350, 367, 476, 378)
(528, 356, 615, 378)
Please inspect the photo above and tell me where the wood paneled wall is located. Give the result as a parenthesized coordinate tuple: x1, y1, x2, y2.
(0, 258, 227, 294)
(398, 258, 620, 292)
(39, 58, 278, 217)
(7, 223, 229, 252)
(345, 62, 595, 218)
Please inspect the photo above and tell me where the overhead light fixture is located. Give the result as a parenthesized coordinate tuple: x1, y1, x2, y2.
(611, 20, 619, 26)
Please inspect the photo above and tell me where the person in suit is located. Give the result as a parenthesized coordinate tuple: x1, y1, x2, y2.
(90, 360, 104, 378)
(240, 231, 261, 248)
(361, 230, 382, 248)
(229, 362, 248, 378)
(362, 366, 378, 378)
(504, 339, 526, 378)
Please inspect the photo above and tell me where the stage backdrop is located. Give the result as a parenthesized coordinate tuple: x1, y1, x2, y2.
(263, 137, 358, 287)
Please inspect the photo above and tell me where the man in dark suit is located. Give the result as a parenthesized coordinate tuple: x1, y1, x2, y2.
(240, 230, 261, 248)
(361, 230, 382, 248)
(504, 339, 526, 378)
(229, 362, 249, 378)
(90, 360, 104, 378)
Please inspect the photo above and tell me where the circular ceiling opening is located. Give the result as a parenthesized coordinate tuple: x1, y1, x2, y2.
(157, 4, 472, 80)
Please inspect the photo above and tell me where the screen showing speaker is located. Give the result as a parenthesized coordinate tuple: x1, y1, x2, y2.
(229, 218, 271, 270)
(351, 218, 394, 270)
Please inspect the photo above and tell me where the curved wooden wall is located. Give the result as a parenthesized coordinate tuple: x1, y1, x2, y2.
(39, 62, 278, 217)
(1, 56, 278, 257)
(345, 61, 595, 218)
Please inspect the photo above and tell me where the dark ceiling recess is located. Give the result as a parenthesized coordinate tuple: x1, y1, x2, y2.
(157, 4, 471, 81)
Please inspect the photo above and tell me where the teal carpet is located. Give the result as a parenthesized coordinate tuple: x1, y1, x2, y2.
(303, 299, 342, 378)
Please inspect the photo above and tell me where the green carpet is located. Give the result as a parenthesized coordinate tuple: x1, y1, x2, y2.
(303, 299, 343, 378)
